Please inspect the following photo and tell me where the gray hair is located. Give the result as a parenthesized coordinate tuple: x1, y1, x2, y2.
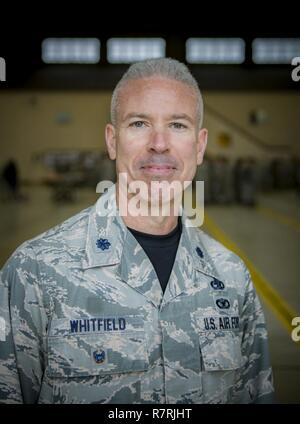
(110, 57, 204, 128)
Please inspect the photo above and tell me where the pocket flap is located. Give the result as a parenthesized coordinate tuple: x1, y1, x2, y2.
(199, 331, 243, 371)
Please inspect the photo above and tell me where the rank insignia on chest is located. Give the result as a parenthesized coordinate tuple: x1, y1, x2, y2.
(96, 238, 111, 250)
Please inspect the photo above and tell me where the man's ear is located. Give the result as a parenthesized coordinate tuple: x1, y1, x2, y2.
(105, 123, 117, 160)
(196, 128, 208, 166)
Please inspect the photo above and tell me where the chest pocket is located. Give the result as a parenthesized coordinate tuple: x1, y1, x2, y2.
(199, 330, 244, 403)
(199, 330, 243, 371)
(46, 315, 149, 378)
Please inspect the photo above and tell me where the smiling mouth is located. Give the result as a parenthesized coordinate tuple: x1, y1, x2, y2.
(140, 165, 177, 177)
(141, 165, 176, 170)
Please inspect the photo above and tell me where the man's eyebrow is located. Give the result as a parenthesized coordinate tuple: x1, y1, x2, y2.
(122, 112, 194, 123)
(169, 114, 194, 124)
(123, 113, 150, 121)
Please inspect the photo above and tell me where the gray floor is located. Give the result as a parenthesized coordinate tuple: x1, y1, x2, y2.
(0, 186, 299, 403)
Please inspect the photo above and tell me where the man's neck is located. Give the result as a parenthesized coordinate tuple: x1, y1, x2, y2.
(122, 214, 179, 236)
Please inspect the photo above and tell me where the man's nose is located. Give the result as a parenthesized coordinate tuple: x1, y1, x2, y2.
(147, 129, 169, 153)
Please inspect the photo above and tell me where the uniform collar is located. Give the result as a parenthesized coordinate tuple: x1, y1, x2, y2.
(82, 184, 126, 269)
(82, 184, 221, 308)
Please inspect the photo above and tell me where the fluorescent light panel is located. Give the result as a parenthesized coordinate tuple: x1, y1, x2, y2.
(186, 38, 245, 64)
(42, 38, 100, 63)
(252, 38, 300, 64)
(107, 38, 166, 63)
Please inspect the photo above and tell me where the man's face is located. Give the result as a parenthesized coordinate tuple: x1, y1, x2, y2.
(105, 76, 207, 201)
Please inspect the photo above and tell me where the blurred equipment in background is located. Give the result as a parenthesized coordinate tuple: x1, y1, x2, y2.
(36, 149, 116, 202)
(194, 155, 300, 207)
(210, 156, 234, 204)
(257, 160, 275, 192)
(42, 150, 83, 202)
(295, 157, 300, 196)
(271, 157, 297, 190)
(234, 157, 257, 206)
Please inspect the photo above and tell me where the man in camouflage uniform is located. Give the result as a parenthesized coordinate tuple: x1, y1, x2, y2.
(0, 58, 274, 404)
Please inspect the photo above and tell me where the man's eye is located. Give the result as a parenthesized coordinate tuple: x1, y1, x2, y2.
(130, 121, 146, 128)
(171, 122, 187, 130)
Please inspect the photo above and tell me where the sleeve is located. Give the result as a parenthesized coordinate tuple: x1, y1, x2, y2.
(233, 262, 275, 403)
(0, 243, 48, 403)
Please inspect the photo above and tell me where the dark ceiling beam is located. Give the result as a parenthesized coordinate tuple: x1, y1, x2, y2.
(0, 65, 296, 91)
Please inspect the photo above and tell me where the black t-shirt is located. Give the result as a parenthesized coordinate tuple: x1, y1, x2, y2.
(127, 218, 182, 294)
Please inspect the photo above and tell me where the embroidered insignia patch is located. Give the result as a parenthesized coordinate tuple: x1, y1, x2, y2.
(216, 298, 231, 309)
(96, 238, 111, 251)
(93, 349, 106, 364)
(210, 278, 225, 290)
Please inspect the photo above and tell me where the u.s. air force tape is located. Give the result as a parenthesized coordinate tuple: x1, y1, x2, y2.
(199, 315, 240, 331)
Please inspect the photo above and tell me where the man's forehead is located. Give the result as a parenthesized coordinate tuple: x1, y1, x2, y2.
(120, 76, 195, 95)
(117, 77, 198, 120)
